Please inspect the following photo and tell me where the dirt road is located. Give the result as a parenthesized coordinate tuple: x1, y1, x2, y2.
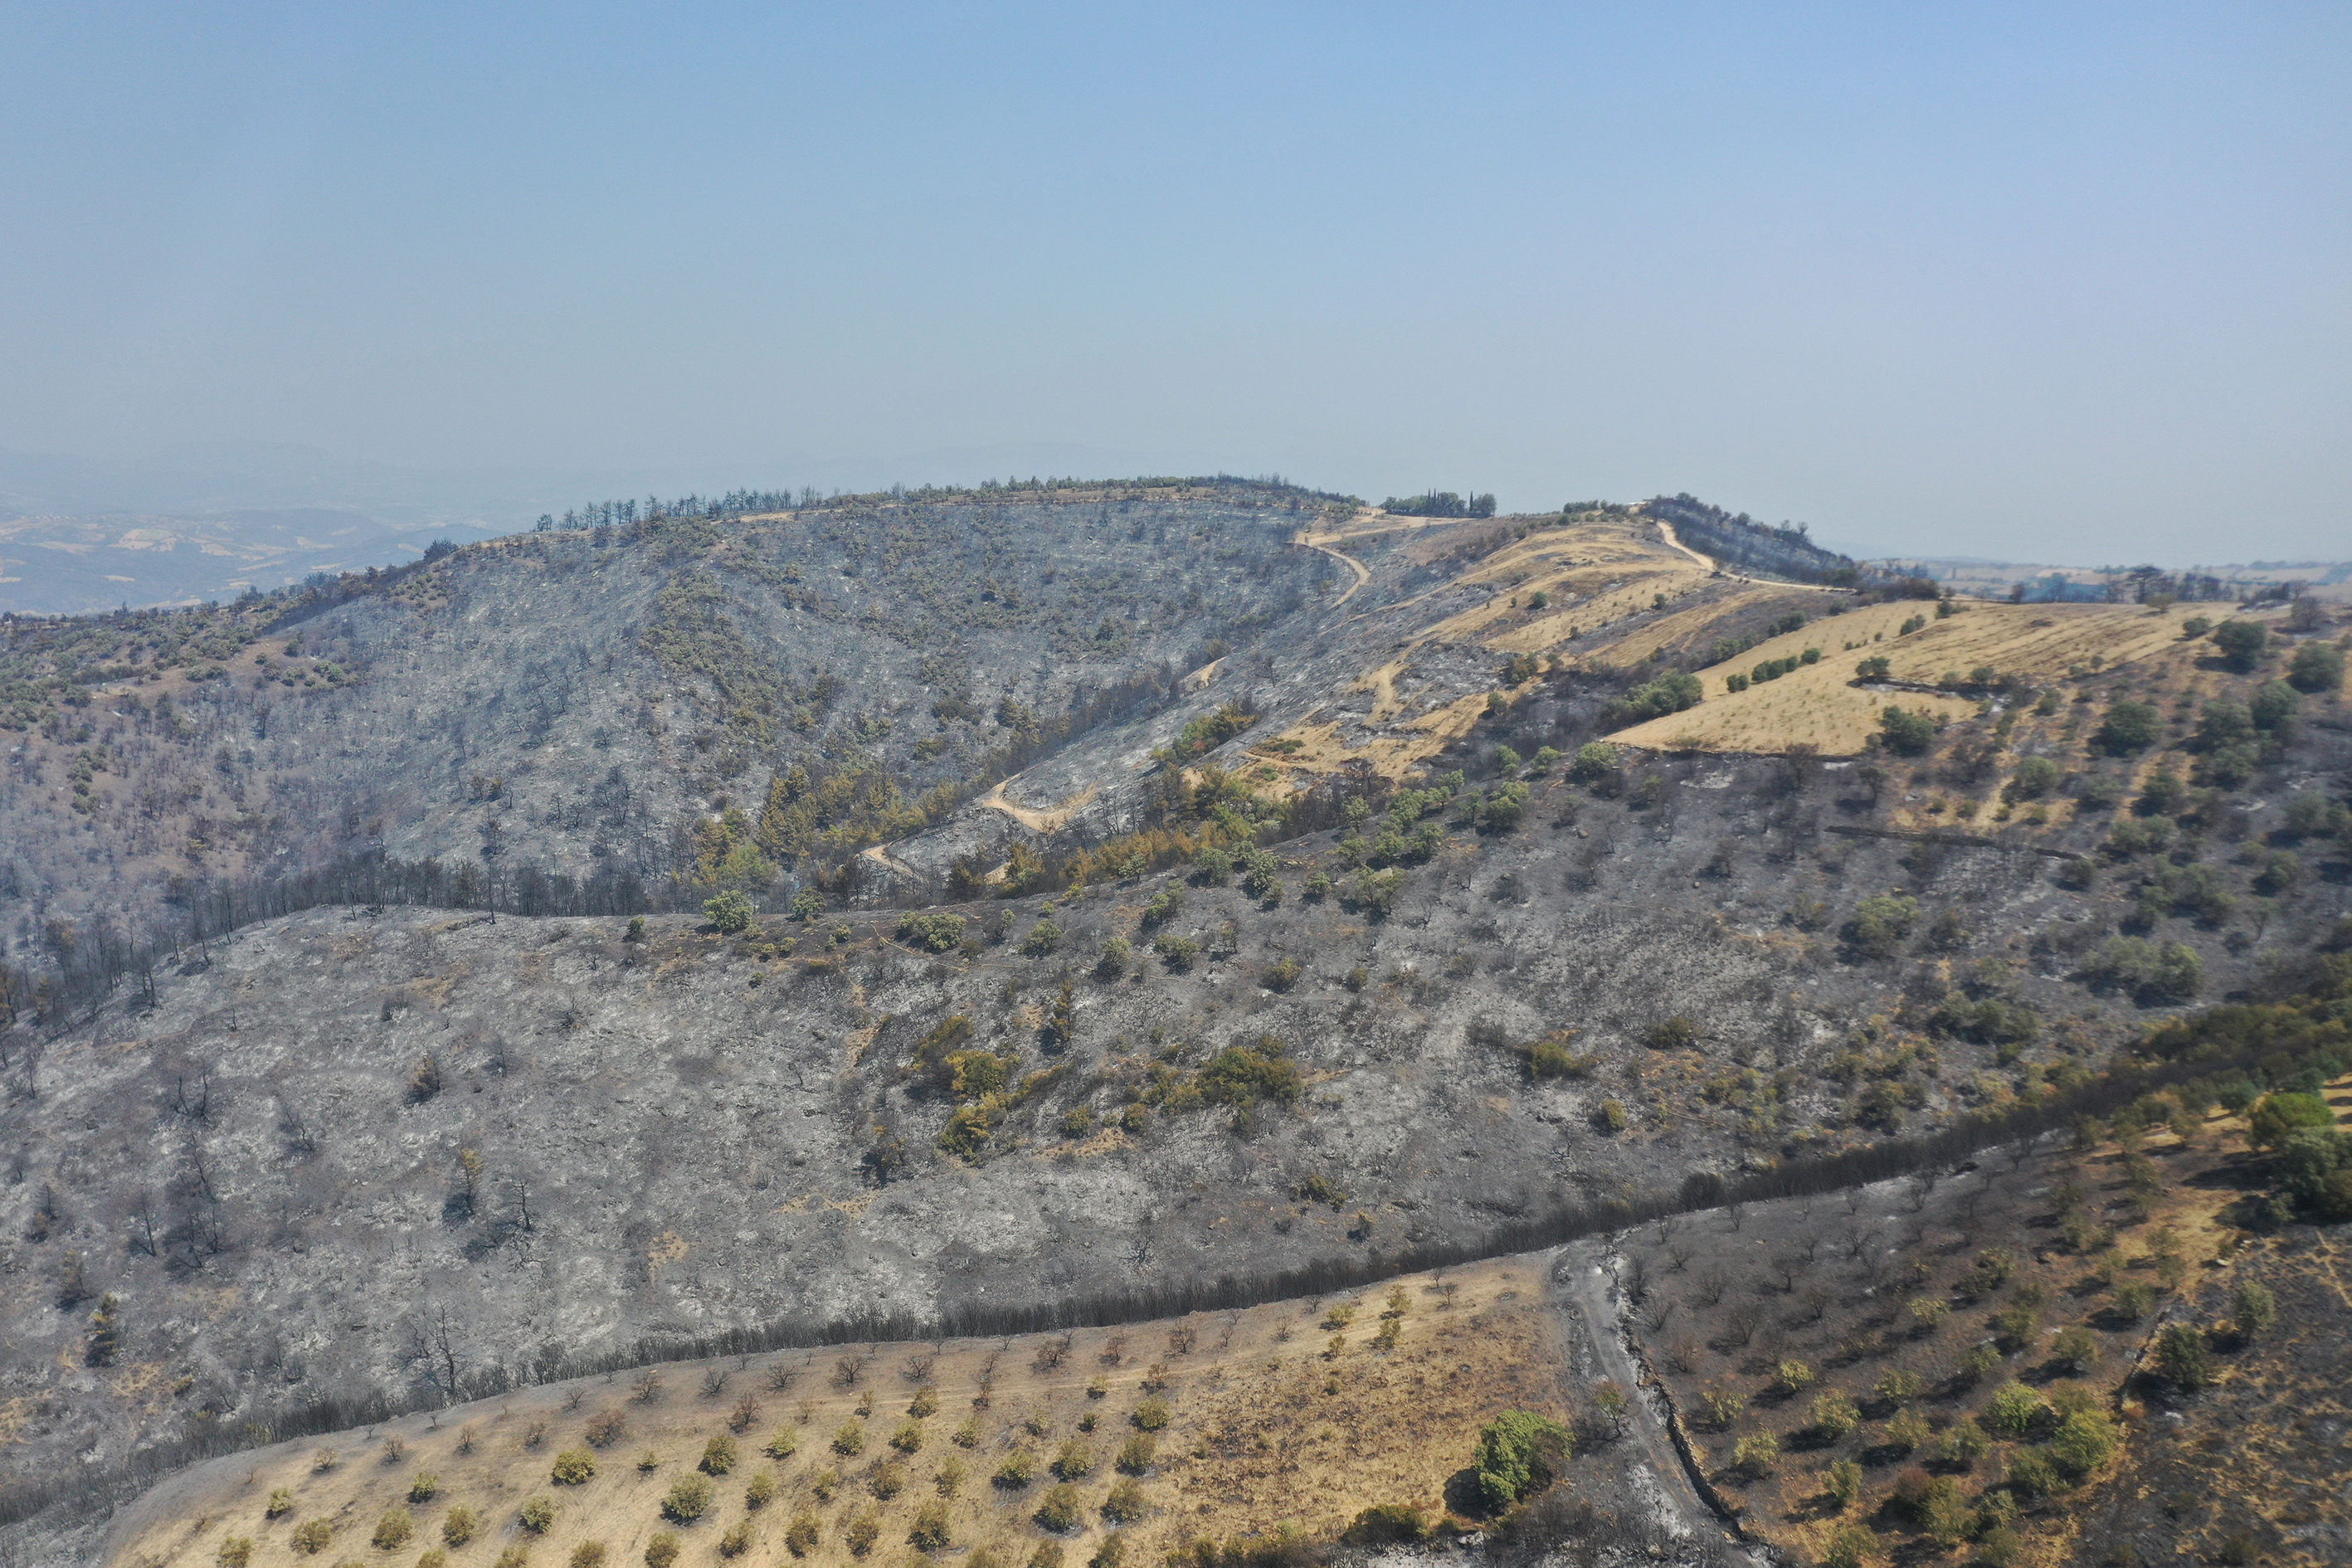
(1550, 1239, 1774, 1566)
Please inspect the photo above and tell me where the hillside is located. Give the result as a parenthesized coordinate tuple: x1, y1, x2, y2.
(2, 480, 2349, 1568)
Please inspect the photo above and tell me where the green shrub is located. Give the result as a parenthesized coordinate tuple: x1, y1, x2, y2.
(2290, 640, 2345, 693)
(2008, 755, 2061, 798)
(745, 1468, 777, 1510)
(1824, 1458, 1862, 1512)
(994, 1449, 1037, 1488)
(1051, 1439, 1093, 1480)
(1028, 1545, 1064, 1568)
(703, 891, 754, 933)
(550, 1447, 595, 1485)
(660, 1475, 713, 1523)
(1984, 1381, 2051, 1438)
(1819, 1523, 1877, 1568)
(2093, 700, 2164, 754)
(1810, 1392, 1860, 1440)
(1472, 1410, 1570, 1510)
(1093, 937, 1131, 979)
(896, 913, 966, 953)
(266, 1488, 295, 1519)
(419, 1551, 448, 1568)
(699, 1436, 738, 1475)
(642, 1535, 678, 1568)
(845, 1508, 880, 1558)
(2153, 1323, 2213, 1390)
(2213, 620, 2268, 671)
(1100, 1478, 1148, 1524)
(571, 1545, 606, 1568)
(1035, 1483, 1083, 1532)
(763, 1425, 799, 1460)
(1020, 920, 1064, 957)
(517, 1498, 556, 1536)
(782, 1510, 819, 1558)
(1130, 1396, 1171, 1431)
(831, 1421, 865, 1457)
(1878, 707, 1937, 755)
(439, 1508, 475, 1548)
(908, 1502, 951, 1552)
(220, 1537, 256, 1567)
(2044, 1409, 2119, 1478)
(292, 1522, 334, 1556)
(373, 1513, 416, 1553)
(1730, 1433, 1780, 1476)
(494, 1550, 528, 1568)
(869, 1462, 906, 1500)
(715, 1523, 749, 1561)
(1936, 1422, 1987, 1469)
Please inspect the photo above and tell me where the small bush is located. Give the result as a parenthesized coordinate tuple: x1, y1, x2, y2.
(1130, 1396, 1171, 1431)
(699, 1435, 738, 1474)
(220, 1537, 256, 1567)
(1824, 1458, 1862, 1511)
(870, 1462, 907, 1501)
(845, 1508, 881, 1558)
(715, 1524, 751, 1561)
(373, 1512, 415, 1551)
(1731, 1433, 1780, 1476)
(660, 1475, 713, 1523)
(995, 1449, 1038, 1488)
(441, 1508, 475, 1548)
(1052, 1439, 1093, 1480)
(763, 1425, 799, 1460)
(1984, 1381, 2051, 1437)
(1029, 1546, 1064, 1568)
(494, 1551, 528, 1568)
(1810, 1392, 1860, 1440)
(1473, 1410, 1572, 1510)
(704, 892, 754, 934)
(897, 913, 966, 953)
(419, 1552, 447, 1568)
(292, 1522, 334, 1556)
(745, 1468, 777, 1510)
(1035, 1483, 1083, 1532)
(1101, 1478, 1148, 1525)
(550, 1447, 596, 1485)
(783, 1511, 820, 1558)
(908, 1386, 941, 1418)
(831, 1420, 865, 1456)
(643, 1535, 678, 1568)
(266, 1488, 295, 1520)
(908, 1502, 951, 1552)
(407, 1474, 439, 1504)
(571, 1545, 606, 1568)
(517, 1499, 556, 1536)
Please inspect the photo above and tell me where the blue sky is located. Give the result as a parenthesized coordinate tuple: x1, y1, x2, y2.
(2, 2, 2345, 560)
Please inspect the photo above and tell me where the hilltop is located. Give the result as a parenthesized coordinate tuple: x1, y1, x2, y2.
(2, 479, 2348, 1568)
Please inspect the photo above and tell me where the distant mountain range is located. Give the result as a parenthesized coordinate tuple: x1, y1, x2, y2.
(0, 509, 505, 615)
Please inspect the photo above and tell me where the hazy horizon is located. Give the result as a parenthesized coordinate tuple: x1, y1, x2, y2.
(3, 2, 2346, 562)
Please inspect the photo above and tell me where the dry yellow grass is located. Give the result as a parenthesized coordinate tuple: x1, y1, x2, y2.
(1611, 601, 2218, 756)
(109, 1260, 1565, 1568)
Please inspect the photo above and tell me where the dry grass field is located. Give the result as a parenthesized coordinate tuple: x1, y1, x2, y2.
(106, 1260, 1571, 1568)
(1609, 601, 2224, 756)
